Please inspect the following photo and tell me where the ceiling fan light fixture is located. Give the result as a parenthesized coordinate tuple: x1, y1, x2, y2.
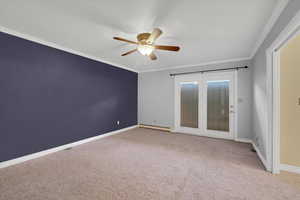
(137, 44, 155, 56)
(113, 28, 180, 60)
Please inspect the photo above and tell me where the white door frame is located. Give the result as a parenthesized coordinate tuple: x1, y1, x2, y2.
(202, 71, 236, 140)
(174, 73, 202, 136)
(174, 70, 237, 141)
(266, 10, 300, 174)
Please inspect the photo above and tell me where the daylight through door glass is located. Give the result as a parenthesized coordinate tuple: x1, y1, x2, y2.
(180, 82, 199, 128)
(207, 80, 229, 132)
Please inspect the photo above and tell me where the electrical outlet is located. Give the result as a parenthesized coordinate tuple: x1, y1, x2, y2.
(117, 121, 120, 125)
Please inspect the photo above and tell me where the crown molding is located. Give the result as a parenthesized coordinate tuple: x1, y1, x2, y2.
(250, 0, 290, 58)
(0, 26, 250, 74)
(0, 0, 288, 74)
(140, 0, 289, 73)
(139, 57, 251, 73)
(0, 25, 138, 73)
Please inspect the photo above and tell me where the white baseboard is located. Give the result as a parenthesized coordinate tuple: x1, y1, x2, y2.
(252, 142, 271, 171)
(0, 125, 138, 169)
(235, 138, 272, 172)
(139, 124, 171, 132)
(169, 131, 271, 172)
(235, 138, 252, 144)
(280, 164, 300, 174)
(0, 126, 273, 174)
(172, 129, 233, 140)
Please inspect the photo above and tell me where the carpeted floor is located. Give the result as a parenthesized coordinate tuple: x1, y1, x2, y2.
(0, 128, 299, 200)
(278, 171, 300, 190)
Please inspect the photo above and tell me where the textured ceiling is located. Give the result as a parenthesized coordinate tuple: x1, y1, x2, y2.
(0, 0, 279, 72)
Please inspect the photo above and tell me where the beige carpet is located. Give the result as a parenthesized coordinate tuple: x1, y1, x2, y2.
(277, 171, 300, 190)
(0, 128, 299, 200)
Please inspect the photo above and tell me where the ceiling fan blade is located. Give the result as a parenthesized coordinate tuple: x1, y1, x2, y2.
(149, 53, 157, 60)
(147, 28, 163, 44)
(121, 49, 137, 56)
(155, 45, 180, 51)
(113, 37, 138, 44)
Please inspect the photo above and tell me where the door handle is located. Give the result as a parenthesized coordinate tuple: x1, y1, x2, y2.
(230, 110, 235, 114)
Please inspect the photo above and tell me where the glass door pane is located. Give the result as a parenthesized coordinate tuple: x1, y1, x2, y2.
(175, 71, 235, 139)
(207, 80, 229, 131)
(180, 82, 199, 128)
(202, 71, 235, 139)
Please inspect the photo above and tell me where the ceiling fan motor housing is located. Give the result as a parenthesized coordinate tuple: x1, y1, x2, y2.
(113, 28, 179, 60)
(137, 33, 151, 43)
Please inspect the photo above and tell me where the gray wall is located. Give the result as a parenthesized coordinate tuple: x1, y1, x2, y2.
(138, 60, 253, 140)
(252, 0, 300, 159)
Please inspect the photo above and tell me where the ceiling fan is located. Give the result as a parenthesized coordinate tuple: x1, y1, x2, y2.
(113, 28, 180, 60)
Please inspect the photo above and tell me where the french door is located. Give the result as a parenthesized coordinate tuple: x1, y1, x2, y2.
(174, 71, 236, 140)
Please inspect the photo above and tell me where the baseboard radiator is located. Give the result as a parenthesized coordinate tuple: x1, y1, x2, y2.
(139, 124, 171, 132)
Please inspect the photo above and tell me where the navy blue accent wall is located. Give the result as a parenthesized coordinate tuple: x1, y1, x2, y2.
(0, 32, 137, 162)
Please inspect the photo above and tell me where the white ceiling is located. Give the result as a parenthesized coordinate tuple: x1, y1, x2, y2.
(0, 0, 280, 72)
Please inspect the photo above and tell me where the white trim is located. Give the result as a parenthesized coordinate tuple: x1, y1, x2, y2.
(174, 131, 269, 172)
(172, 131, 253, 144)
(266, 10, 300, 174)
(0, 125, 138, 169)
(252, 142, 271, 171)
(174, 71, 237, 141)
(140, 0, 290, 73)
(0, 25, 251, 74)
(280, 164, 300, 174)
(234, 70, 239, 141)
(272, 50, 281, 174)
(174, 73, 202, 135)
(250, 0, 290, 58)
(235, 138, 252, 144)
(173, 130, 234, 141)
(171, 131, 269, 172)
(0, 25, 138, 73)
(0, 1, 288, 74)
(139, 124, 171, 132)
(139, 57, 251, 73)
(174, 76, 178, 132)
(202, 72, 235, 140)
(172, 132, 268, 171)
